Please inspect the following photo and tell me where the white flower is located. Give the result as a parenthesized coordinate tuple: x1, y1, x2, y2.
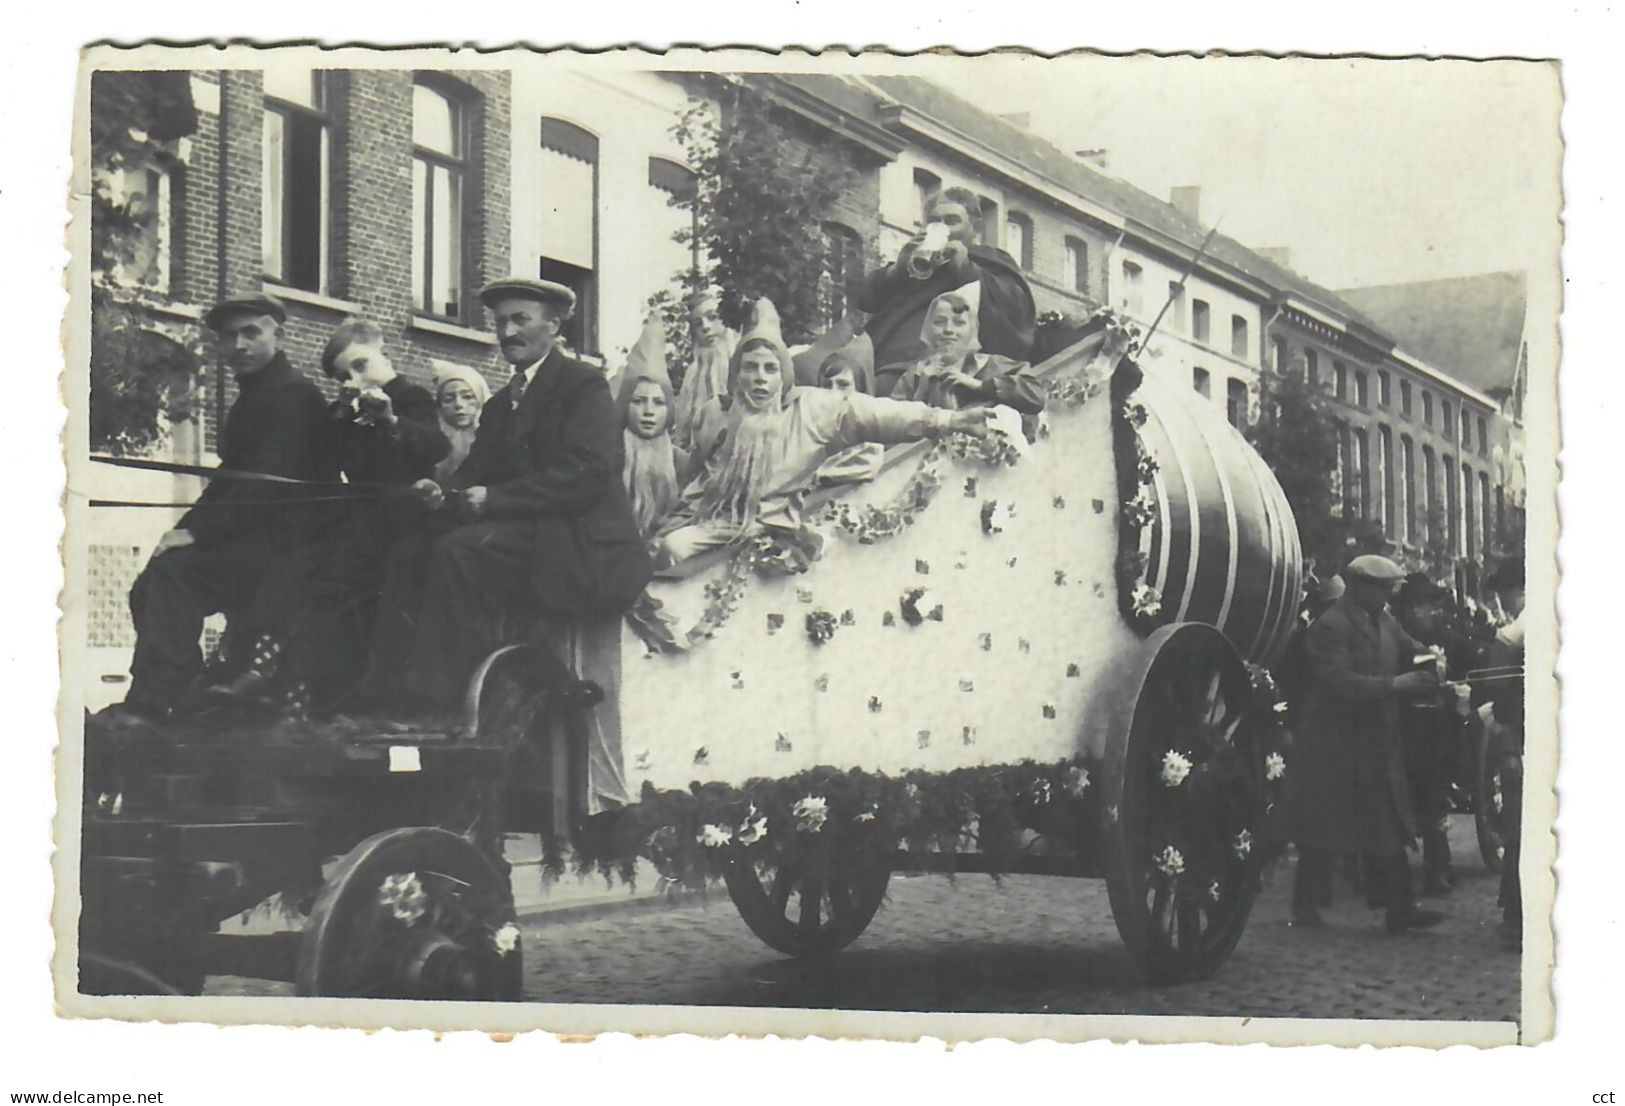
(1064, 765, 1091, 797)
(1131, 584, 1163, 619)
(1233, 829, 1253, 859)
(696, 823, 733, 848)
(491, 922, 521, 956)
(736, 805, 768, 845)
(378, 872, 428, 926)
(1208, 880, 1222, 902)
(792, 795, 829, 834)
(1154, 845, 1185, 876)
(1160, 750, 1193, 788)
(854, 808, 877, 824)
(1271, 701, 1290, 714)
(1265, 752, 1287, 781)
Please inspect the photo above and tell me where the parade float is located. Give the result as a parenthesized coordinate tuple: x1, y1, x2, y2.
(78, 312, 1304, 1001)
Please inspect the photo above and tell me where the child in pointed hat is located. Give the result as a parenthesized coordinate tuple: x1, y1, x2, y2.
(886, 282, 1045, 417)
(658, 297, 995, 565)
(616, 313, 690, 538)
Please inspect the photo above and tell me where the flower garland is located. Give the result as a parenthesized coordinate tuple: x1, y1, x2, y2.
(554, 757, 1106, 894)
(1105, 357, 1171, 635)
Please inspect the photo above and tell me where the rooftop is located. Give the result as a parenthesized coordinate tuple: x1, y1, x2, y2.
(1336, 271, 1528, 398)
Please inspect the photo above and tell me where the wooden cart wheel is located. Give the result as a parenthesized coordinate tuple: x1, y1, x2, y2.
(297, 827, 521, 1001)
(78, 953, 184, 997)
(723, 847, 891, 958)
(1474, 708, 1507, 873)
(1103, 623, 1265, 983)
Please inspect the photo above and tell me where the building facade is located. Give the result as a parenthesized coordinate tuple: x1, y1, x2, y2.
(86, 66, 514, 707)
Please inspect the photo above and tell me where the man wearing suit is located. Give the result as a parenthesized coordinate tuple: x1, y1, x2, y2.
(1290, 554, 1448, 934)
(119, 291, 335, 720)
(369, 278, 651, 713)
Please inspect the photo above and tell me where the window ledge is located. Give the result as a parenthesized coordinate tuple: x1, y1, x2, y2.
(408, 315, 499, 347)
(263, 282, 362, 316)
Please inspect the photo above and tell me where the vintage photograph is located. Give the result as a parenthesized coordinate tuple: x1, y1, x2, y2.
(57, 45, 1558, 1044)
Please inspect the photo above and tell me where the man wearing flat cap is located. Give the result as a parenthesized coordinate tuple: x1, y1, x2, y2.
(120, 291, 335, 720)
(1291, 553, 1450, 933)
(366, 278, 651, 719)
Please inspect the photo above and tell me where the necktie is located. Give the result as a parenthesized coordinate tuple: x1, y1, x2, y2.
(510, 369, 528, 411)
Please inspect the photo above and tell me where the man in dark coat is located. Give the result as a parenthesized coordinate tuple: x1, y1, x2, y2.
(206, 317, 450, 712)
(364, 278, 652, 712)
(1392, 574, 1468, 894)
(1291, 554, 1447, 933)
(1485, 557, 1526, 947)
(857, 186, 1036, 396)
(121, 292, 335, 720)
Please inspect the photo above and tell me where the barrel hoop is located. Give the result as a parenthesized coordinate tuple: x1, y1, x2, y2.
(1187, 406, 1242, 632)
(1238, 441, 1286, 661)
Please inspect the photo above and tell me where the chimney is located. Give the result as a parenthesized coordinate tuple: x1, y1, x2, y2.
(1170, 185, 1202, 223)
(999, 111, 1031, 129)
(1256, 246, 1293, 269)
(1074, 148, 1110, 170)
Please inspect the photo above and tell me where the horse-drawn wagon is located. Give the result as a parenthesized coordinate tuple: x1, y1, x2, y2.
(78, 316, 1303, 1000)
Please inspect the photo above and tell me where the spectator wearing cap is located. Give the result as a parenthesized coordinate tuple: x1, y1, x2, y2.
(1291, 554, 1448, 934)
(1485, 556, 1526, 947)
(117, 291, 336, 721)
(360, 277, 651, 715)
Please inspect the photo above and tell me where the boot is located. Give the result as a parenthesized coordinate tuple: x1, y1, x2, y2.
(203, 633, 286, 706)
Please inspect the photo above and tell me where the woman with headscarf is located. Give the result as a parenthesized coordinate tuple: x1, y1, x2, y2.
(431, 364, 491, 483)
(656, 299, 991, 564)
(616, 314, 691, 538)
(885, 282, 1045, 416)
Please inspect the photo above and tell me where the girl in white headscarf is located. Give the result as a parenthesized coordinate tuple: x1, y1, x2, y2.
(887, 283, 1045, 415)
(431, 365, 491, 483)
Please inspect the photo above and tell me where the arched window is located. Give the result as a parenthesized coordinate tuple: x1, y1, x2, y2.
(1304, 347, 1319, 387)
(1064, 236, 1089, 294)
(1192, 367, 1211, 397)
(1400, 379, 1413, 417)
(1379, 425, 1396, 535)
(1191, 299, 1211, 344)
(648, 156, 699, 287)
(1422, 445, 1438, 546)
(1400, 435, 1416, 544)
(1119, 261, 1144, 318)
(1378, 370, 1391, 407)
(1004, 211, 1034, 270)
(912, 168, 940, 226)
(413, 79, 469, 318)
(820, 221, 863, 327)
(538, 117, 600, 354)
(1230, 315, 1249, 360)
(1225, 378, 1249, 428)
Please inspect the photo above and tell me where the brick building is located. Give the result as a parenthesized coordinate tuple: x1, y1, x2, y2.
(85, 65, 514, 708)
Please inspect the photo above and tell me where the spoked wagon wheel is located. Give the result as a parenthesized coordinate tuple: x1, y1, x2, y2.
(297, 827, 521, 1001)
(1103, 623, 1266, 983)
(1474, 708, 1507, 872)
(723, 847, 891, 958)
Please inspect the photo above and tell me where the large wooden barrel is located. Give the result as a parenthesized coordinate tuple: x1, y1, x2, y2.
(1133, 371, 1303, 667)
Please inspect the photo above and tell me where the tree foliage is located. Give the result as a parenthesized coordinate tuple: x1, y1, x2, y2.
(88, 71, 202, 456)
(1248, 358, 1385, 573)
(666, 79, 860, 348)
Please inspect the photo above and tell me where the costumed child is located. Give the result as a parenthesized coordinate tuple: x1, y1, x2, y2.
(885, 282, 1045, 417)
(617, 313, 691, 539)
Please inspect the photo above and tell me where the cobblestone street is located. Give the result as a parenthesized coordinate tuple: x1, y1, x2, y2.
(207, 816, 1520, 1025)
(517, 816, 1518, 1022)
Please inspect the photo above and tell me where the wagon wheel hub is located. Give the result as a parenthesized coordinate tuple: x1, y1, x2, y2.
(1104, 623, 1268, 983)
